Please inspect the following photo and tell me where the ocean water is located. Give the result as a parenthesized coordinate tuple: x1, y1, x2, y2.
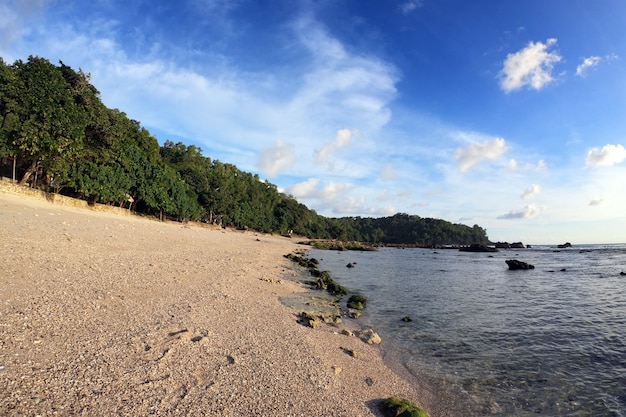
(309, 245, 626, 417)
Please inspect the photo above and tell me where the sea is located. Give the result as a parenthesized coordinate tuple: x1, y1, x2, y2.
(307, 244, 626, 417)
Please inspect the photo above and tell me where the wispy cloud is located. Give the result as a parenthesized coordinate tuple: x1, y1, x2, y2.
(399, 1, 423, 15)
(381, 164, 396, 180)
(586, 144, 626, 167)
(315, 128, 358, 163)
(576, 56, 601, 77)
(576, 54, 619, 77)
(521, 184, 541, 199)
(454, 137, 507, 172)
(0, 0, 49, 48)
(499, 38, 562, 93)
(589, 196, 604, 206)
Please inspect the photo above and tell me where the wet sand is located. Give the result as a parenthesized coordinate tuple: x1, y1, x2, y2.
(0, 187, 429, 416)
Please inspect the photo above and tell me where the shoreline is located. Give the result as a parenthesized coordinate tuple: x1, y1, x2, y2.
(0, 186, 431, 416)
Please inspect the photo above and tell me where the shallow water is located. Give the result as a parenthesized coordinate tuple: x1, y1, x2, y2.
(309, 245, 626, 416)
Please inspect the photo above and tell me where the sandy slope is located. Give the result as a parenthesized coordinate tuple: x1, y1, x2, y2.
(0, 189, 430, 416)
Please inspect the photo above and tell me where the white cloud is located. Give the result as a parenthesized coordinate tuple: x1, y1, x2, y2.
(521, 184, 541, 199)
(586, 144, 626, 167)
(499, 38, 562, 93)
(257, 140, 295, 177)
(285, 178, 351, 202)
(315, 128, 358, 163)
(498, 204, 543, 220)
(319, 181, 351, 200)
(576, 56, 601, 77)
(287, 178, 320, 198)
(454, 137, 507, 172)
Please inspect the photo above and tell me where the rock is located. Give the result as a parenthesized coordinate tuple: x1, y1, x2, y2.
(459, 244, 499, 253)
(557, 242, 572, 248)
(347, 294, 367, 310)
(340, 329, 354, 337)
(346, 262, 355, 268)
(620, 271, 626, 276)
(300, 312, 321, 329)
(401, 316, 413, 322)
(511, 242, 525, 249)
(321, 313, 342, 325)
(348, 310, 362, 319)
(341, 347, 359, 358)
(358, 328, 382, 344)
(505, 259, 535, 270)
(379, 397, 429, 417)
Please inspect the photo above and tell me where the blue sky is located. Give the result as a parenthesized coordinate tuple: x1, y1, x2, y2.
(2, 0, 626, 244)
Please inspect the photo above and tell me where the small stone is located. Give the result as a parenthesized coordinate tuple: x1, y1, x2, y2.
(332, 366, 342, 375)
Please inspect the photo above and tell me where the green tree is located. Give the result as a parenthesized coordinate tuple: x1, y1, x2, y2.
(11, 56, 88, 184)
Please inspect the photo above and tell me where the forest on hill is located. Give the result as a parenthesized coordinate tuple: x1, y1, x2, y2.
(0, 56, 489, 245)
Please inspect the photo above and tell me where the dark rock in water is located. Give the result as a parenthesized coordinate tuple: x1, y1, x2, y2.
(506, 259, 535, 270)
(346, 262, 355, 268)
(495, 241, 525, 249)
(347, 294, 367, 310)
(620, 271, 626, 276)
(557, 242, 572, 249)
(401, 316, 413, 322)
(459, 244, 499, 253)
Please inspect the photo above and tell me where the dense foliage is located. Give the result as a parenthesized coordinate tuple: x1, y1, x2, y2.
(0, 56, 490, 245)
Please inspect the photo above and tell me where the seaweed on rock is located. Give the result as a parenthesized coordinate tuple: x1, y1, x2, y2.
(347, 294, 367, 310)
(379, 397, 429, 417)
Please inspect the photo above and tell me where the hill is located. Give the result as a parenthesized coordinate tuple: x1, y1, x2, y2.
(0, 56, 489, 245)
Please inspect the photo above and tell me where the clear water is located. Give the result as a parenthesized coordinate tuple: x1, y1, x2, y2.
(309, 245, 626, 417)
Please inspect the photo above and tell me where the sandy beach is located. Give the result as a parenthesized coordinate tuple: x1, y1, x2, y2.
(0, 186, 429, 416)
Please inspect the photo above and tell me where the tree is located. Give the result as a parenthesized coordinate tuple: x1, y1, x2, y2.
(10, 56, 87, 184)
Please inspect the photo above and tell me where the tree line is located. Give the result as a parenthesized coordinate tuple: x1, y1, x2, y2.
(0, 56, 490, 245)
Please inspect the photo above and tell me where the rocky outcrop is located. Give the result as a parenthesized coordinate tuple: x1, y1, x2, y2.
(505, 259, 535, 270)
(495, 241, 525, 249)
(459, 244, 499, 253)
(299, 311, 321, 329)
(557, 242, 572, 249)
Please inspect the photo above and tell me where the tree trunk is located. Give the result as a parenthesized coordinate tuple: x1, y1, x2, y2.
(19, 160, 37, 186)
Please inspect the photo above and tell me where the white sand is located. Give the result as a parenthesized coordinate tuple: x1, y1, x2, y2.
(0, 188, 436, 416)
